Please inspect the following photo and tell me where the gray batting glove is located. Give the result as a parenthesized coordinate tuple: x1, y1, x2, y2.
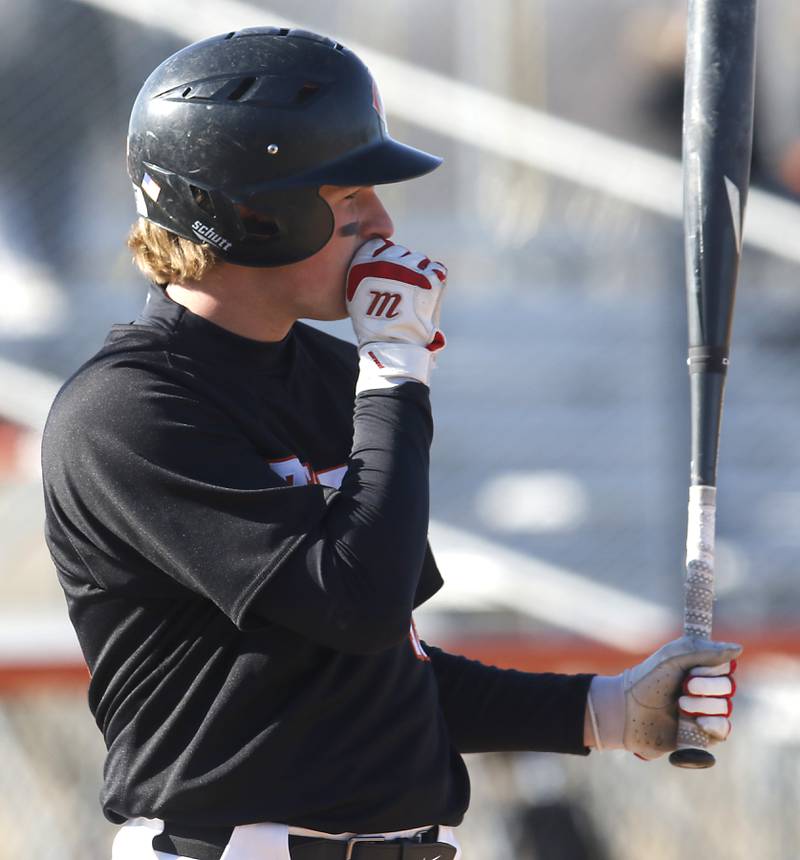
(587, 637, 742, 759)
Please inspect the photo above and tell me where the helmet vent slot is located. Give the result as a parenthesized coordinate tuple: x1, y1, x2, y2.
(228, 77, 257, 101)
(224, 32, 236, 40)
(190, 186, 215, 217)
(334, 43, 345, 51)
(182, 87, 192, 98)
(294, 82, 321, 104)
(278, 28, 290, 36)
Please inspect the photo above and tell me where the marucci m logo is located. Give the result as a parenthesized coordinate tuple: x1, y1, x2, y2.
(366, 290, 402, 318)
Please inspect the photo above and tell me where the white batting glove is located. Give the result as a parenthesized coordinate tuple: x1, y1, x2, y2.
(346, 238, 447, 394)
(587, 636, 741, 760)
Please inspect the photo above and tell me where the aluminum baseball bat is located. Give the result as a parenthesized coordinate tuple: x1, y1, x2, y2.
(669, 0, 756, 769)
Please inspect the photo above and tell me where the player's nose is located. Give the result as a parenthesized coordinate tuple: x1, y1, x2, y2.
(360, 188, 394, 240)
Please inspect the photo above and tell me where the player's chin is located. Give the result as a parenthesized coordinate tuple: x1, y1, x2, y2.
(304, 298, 349, 322)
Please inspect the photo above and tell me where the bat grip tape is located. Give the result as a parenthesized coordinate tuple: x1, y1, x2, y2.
(677, 485, 717, 753)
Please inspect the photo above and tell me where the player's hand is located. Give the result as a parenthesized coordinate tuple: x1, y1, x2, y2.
(586, 636, 741, 760)
(346, 238, 447, 393)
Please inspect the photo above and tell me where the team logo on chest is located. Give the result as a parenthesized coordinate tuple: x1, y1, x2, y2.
(267, 455, 347, 489)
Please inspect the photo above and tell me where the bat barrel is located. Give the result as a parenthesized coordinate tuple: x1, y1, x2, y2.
(683, 0, 755, 353)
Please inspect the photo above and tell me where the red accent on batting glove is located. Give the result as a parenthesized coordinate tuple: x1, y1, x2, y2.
(681, 673, 738, 699)
(679, 698, 733, 718)
(371, 239, 395, 257)
(367, 351, 385, 369)
(427, 331, 446, 352)
(347, 261, 434, 301)
(682, 670, 737, 696)
(431, 263, 447, 282)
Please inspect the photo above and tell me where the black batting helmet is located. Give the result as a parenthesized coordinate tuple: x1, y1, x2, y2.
(126, 27, 442, 267)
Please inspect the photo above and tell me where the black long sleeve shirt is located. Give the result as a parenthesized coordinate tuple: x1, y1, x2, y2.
(41, 285, 591, 833)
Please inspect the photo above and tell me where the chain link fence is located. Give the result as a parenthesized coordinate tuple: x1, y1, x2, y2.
(0, 687, 115, 860)
(1, 663, 798, 860)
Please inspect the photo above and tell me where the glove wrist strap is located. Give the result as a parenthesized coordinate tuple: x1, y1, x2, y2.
(588, 674, 626, 750)
(356, 343, 435, 393)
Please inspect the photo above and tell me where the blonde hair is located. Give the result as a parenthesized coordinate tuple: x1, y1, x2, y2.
(127, 219, 219, 285)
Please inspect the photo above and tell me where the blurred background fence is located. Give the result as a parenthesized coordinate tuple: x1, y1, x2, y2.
(2, 1, 800, 858)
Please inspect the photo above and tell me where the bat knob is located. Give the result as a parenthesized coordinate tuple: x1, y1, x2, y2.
(669, 748, 716, 769)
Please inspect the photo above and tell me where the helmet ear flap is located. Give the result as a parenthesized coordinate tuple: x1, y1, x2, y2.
(131, 161, 335, 265)
(132, 165, 247, 250)
(227, 187, 335, 266)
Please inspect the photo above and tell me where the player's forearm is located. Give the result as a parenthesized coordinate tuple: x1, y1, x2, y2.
(347, 383, 433, 515)
(425, 645, 593, 755)
(335, 382, 432, 582)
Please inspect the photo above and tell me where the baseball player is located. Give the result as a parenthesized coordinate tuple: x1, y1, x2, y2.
(41, 28, 740, 860)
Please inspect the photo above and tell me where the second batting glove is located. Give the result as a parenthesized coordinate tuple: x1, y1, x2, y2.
(586, 636, 741, 759)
